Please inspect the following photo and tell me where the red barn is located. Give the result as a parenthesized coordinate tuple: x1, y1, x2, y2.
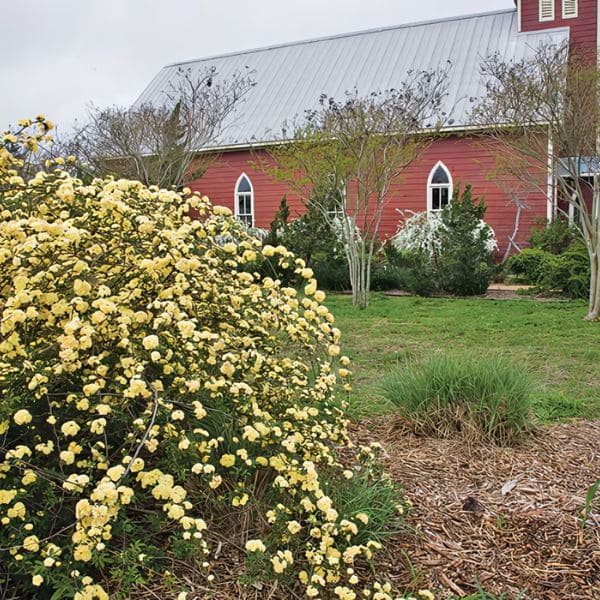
(136, 1, 598, 254)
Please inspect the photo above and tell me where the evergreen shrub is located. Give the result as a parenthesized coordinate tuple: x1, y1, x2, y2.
(391, 186, 497, 296)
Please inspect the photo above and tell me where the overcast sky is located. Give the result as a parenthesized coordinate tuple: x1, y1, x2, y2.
(1, 0, 512, 132)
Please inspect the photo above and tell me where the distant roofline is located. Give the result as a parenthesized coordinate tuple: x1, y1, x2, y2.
(164, 8, 518, 68)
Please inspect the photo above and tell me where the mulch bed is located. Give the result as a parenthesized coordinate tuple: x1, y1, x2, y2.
(352, 419, 600, 599)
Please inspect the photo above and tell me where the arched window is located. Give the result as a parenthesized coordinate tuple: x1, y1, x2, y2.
(235, 173, 254, 227)
(427, 161, 452, 214)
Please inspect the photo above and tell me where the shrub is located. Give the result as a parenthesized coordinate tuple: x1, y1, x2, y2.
(379, 353, 535, 445)
(505, 248, 549, 283)
(506, 241, 590, 298)
(392, 210, 444, 258)
(436, 186, 497, 296)
(391, 186, 497, 296)
(537, 241, 590, 299)
(313, 257, 352, 291)
(529, 217, 577, 255)
(386, 248, 437, 296)
(0, 119, 408, 599)
(370, 263, 401, 291)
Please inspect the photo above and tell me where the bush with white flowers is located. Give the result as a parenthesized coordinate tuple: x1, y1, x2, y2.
(392, 186, 497, 296)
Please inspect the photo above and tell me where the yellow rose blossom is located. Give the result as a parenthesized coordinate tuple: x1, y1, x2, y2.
(220, 361, 235, 377)
(208, 475, 222, 489)
(287, 520, 302, 535)
(355, 512, 369, 525)
(90, 418, 106, 434)
(106, 465, 125, 482)
(245, 539, 266, 553)
(73, 279, 92, 296)
(328, 344, 340, 357)
(61, 421, 80, 437)
(59, 450, 75, 465)
(334, 586, 356, 600)
(142, 335, 159, 350)
(129, 458, 144, 473)
(74, 544, 92, 562)
(21, 470, 37, 485)
(7, 502, 26, 519)
(13, 409, 32, 425)
(23, 535, 40, 552)
(219, 454, 235, 468)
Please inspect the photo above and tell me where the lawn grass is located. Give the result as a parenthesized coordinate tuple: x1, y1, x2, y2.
(326, 293, 600, 422)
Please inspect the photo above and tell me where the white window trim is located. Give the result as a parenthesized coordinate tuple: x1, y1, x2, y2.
(562, 0, 578, 19)
(234, 172, 254, 227)
(546, 135, 554, 222)
(540, 0, 555, 22)
(427, 161, 453, 215)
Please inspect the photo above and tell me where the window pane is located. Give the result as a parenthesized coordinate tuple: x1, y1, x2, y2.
(432, 188, 440, 211)
(237, 176, 251, 193)
(431, 186, 451, 211)
(440, 187, 449, 208)
(431, 165, 449, 184)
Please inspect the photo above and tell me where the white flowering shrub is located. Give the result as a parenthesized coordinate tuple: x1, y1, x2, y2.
(0, 120, 427, 600)
(392, 187, 497, 296)
(391, 211, 445, 257)
(392, 211, 497, 257)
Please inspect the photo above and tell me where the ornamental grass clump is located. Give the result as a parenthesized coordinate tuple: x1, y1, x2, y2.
(0, 119, 415, 599)
(379, 353, 535, 445)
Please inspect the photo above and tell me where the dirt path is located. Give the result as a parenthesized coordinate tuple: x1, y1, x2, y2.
(352, 420, 600, 599)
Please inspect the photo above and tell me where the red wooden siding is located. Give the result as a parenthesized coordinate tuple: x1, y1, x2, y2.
(189, 135, 549, 256)
(188, 152, 306, 225)
(520, 0, 597, 57)
(378, 136, 548, 255)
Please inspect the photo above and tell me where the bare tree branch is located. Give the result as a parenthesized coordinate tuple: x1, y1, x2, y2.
(60, 65, 256, 188)
(473, 42, 600, 320)
(264, 66, 451, 309)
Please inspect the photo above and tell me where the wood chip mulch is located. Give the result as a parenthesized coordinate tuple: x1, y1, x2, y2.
(352, 419, 600, 599)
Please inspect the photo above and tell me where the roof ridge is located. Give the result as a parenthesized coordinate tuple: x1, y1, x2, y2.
(163, 8, 517, 69)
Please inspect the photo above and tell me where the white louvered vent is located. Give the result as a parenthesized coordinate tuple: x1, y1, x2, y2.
(562, 0, 578, 19)
(539, 0, 555, 21)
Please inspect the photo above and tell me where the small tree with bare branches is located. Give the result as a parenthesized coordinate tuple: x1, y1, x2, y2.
(265, 68, 449, 309)
(474, 43, 600, 320)
(66, 66, 255, 188)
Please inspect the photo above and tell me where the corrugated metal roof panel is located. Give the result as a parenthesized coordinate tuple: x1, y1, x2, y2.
(134, 9, 570, 149)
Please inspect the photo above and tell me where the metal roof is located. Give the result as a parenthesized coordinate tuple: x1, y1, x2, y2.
(134, 9, 569, 151)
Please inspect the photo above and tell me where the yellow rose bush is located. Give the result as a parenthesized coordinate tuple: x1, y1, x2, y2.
(0, 121, 417, 599)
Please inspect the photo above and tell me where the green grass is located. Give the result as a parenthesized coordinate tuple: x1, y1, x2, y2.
(326, 294, 600, 422)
